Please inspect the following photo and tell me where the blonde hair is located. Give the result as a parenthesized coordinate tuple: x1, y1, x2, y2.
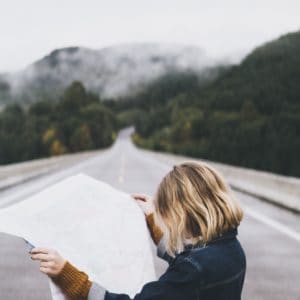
(154, 161, 243, 256)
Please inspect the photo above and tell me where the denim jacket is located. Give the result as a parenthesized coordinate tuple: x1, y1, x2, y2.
(88, 227, 246, 300)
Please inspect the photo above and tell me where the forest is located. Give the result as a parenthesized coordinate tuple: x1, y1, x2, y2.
(112, 31, 300, 177)
(0, 81, 117, 164)
(0, 31, 299, 177)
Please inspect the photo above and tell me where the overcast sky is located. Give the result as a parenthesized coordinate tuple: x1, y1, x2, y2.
(0, 0, 299, 72)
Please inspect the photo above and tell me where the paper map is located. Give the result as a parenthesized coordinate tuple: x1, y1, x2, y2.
(0, 173, 156, 299)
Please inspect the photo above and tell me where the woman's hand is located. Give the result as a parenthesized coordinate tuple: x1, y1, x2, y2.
(131, 193, 154, 216)
(30, 248, 66, 278)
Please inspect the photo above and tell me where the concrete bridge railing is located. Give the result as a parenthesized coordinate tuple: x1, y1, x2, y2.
(142, 150, 300, 213)
(208, 161, 300, 213)
(1, 143, 299, 213)
(0, 150, 101, 191)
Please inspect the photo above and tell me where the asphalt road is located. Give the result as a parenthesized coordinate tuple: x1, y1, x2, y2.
(0, 127, 299, 300)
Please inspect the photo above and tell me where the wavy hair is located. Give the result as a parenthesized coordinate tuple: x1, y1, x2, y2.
(154, 161, 243, 256)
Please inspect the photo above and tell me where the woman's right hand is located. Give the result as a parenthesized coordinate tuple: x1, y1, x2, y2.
(131, 193, 154, 216)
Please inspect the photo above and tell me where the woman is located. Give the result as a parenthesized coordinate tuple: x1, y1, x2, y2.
(30, 161, 246, 300)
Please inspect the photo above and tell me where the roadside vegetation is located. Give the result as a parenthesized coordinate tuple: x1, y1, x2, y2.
(0, 81, 117, 164)
(111, 31, 300, 177)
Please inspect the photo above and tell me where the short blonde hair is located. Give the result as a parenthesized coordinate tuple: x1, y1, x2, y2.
(154, 161, 243, 256)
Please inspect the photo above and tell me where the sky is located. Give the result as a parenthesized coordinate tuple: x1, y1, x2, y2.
(0, 0, 299, 72)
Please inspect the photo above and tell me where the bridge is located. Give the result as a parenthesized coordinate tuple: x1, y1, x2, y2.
(0, 128, 299, 300)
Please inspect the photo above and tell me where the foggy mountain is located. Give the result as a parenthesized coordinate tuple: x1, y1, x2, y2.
(0, 43, 219, 105)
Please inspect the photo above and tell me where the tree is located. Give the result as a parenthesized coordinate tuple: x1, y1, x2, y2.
(50, 140, 68, 156)
(69, 124, 94, 151)
(240, 100, 259, 121)
(59, 81, 88, 114)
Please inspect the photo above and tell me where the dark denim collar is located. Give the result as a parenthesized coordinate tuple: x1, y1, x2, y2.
(184, 227, 238, 251)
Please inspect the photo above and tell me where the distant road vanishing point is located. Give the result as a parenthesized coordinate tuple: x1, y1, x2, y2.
(0, 127, 299, 300)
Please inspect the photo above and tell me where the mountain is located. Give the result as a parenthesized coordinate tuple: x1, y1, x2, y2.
(201, 31, 300, 113)
(0, 75, 10, 108)
(129, 30, 300, 177)
(0, 43, 219, 105)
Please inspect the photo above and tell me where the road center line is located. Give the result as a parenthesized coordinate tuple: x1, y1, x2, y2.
(118, 154, 126, 184)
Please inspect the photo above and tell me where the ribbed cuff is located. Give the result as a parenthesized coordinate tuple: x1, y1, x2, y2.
(52, 261, 92, 300)
(145, 213, 163, 245)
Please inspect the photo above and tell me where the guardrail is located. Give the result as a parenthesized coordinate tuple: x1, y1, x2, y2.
(0, 150, 102, 192)
(2, 143, 299, 213)
(141, 150, 300, 213)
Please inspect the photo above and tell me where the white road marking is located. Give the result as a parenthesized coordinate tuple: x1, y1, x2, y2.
(242, 205, 300, 243)
(118, 154, 126, 184)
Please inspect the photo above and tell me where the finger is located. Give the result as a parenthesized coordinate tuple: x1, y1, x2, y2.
(40, 261, 55, 268)
(39, 266, 51, 275)
(131, 194, 147, 201)
(30, 247, 50, 254)
(31, 253, 50, 261)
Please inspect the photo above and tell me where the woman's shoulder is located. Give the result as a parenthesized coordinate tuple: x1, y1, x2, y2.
(172, 233, 246, 286)
(159, 228, 246, 286)
(159, 253, 204, 285)
(185, 229, 244, 265)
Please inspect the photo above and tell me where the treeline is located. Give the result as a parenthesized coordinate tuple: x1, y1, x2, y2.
(113, 31, 300, 177)
(1, 31, 299, 177)
(0, 81, 117, 164)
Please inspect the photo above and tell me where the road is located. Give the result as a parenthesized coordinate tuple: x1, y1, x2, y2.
(0, 127, 300, 300)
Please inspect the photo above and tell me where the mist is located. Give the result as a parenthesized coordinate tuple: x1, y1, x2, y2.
(1, 0, 300, 72)
(2, 43, 222, 100)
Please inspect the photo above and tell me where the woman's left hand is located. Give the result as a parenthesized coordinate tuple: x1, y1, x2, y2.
(30, 248, 66, 277)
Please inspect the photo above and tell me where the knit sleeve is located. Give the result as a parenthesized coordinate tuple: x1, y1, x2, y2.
(145, 213, 163, 245)
(52, 261, 92, 300)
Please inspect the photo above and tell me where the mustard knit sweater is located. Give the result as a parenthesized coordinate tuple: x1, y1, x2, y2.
(52, 213, 163, 300)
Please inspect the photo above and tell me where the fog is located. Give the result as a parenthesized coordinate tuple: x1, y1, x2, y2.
(5, 43, 218, 98)
(0, 0, 299, 72)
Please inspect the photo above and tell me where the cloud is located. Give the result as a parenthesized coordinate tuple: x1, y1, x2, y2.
(4, 43, 218, 99)
(0, 0, 299, 71)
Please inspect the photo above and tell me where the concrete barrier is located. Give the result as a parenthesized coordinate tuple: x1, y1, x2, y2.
(2, 142, 299, 213)
(0, 150, 102, 191)
(141, 150, 300, 213)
